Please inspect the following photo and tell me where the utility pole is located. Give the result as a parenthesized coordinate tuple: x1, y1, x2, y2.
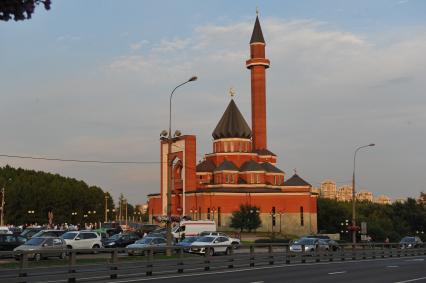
(124, 199, 128, 226)
(0, 187, 4, 226)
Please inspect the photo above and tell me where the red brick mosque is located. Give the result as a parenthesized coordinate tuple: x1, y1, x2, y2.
(147, 15, 317, 235)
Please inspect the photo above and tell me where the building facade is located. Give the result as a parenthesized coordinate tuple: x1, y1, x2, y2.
(147, 15, 317, 236)
(356, 190, 373, 202)
(336, 185, 353, 202)
(320, 180, 337, 199)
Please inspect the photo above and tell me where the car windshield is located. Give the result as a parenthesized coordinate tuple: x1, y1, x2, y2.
(21, 229, 39, 237)
(196, 236, 215, 243)
(25, 238, 44, 246)
(135, 238, 153, 244)
(108, 234, 121, 240)
(294, 238, 316, 245)
(401, 237, 415, 243)
(62, 232, 78, 240)
(181, 237, 198, 243)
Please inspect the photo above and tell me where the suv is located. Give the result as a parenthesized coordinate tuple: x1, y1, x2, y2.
(62, 231, 102, 250)
(199, 231, 240, 249)
(0, 234, 27, 251)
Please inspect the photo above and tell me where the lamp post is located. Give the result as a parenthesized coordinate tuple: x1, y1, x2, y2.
(162, 76, 198, 255)
(352, 143, 375, 243)
(28, 210, 35, 224)
(104, 194, 109, 223)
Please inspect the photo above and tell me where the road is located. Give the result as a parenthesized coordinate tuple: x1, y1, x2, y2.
(98, 256, 426, 283)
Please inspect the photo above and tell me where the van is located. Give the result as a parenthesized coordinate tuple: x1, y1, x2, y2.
(172, 220, 216, 240)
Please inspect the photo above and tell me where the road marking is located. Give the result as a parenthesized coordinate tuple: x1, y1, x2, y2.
(386, 265, 399, 268)
(394, 277, 426, 283)
(250, 281, 264, 283)
(328, 271, 346, 275)
(404, 258, 424, 262)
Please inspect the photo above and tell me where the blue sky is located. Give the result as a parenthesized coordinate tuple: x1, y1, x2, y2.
(1, 0, 426, 204)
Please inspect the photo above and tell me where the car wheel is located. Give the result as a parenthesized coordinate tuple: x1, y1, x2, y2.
(92, 244, 100, 254)
(225, 247, 230, 255)
(208, 248, 214, 257)
(34, 253, 41, 261)
(59, 252, 66, 259)
(231, 242, 239, 250)
(67, 245, 73, 249)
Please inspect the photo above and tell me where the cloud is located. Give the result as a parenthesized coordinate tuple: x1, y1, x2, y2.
(130, 40, 149, 51)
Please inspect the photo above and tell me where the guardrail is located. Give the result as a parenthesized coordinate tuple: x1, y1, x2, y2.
(0, 243, 424, 283)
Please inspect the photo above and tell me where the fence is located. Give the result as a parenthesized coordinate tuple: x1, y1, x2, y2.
(0, 243, 424, 283)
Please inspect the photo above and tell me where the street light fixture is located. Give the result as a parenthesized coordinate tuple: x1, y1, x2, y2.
(352, 143, 375, 244)
(164, 76, 198, 255)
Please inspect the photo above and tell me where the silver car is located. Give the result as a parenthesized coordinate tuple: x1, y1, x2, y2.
(14, 237, 67, 261)
(126, 237, 166, 255)
(289, 238, 321, 252)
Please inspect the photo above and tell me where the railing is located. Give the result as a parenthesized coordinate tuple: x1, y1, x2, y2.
(0, 243, 424, 283)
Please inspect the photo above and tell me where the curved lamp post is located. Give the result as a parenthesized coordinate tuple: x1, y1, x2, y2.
(352, 143, 375, 243)
(163, 76, 197, 255)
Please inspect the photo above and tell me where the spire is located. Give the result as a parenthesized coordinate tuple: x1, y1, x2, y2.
(212, 99, 252, 140)
(250, 15, 265, 44)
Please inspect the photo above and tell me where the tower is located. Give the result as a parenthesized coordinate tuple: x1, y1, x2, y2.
(246, 14, 270, 151)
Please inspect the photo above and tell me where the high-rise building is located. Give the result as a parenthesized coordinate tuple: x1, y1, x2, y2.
(356, 190, 373, 202)
(336, 185, 353, 202)
(320, 180, 337, 199)
(375, 195, 391, 205)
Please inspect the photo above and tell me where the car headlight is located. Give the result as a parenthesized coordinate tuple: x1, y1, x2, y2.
(107, 242, 115, 246)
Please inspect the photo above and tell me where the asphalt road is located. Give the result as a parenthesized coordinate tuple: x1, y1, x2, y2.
(99, 256, 426, 283)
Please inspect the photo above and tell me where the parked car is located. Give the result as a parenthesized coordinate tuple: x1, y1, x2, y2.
(0, 234, 27, 252)
(399, 236, 423, 249)
(190, 235, 233, 256)
(20, 228, 43, 239)
(290, 238, 323, 252)
(0, 226, 13, 235)
(319, 239, 340, 251)
(175, 236, 200, 251)
(146, 227, 167, 238)
(61, 231, 102, 250)
(32, 230, 66, 238)
(137, 224, 160, 236)
(199, 231, 240, 249)
(13, 237, 67, 261)
(126, 237, 167, 255)
(104, 233, 140, 248)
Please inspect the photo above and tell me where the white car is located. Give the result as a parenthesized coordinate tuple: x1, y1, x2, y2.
(61, 231, 102, 250)
(190, 235, 233, 256)
(199, 231, 241, 249)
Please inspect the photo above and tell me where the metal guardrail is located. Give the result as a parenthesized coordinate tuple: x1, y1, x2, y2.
(0, 243, 424, 283)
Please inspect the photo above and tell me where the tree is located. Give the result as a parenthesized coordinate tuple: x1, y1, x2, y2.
(0, 0, 51, 21)
(230, 204, 261, 232)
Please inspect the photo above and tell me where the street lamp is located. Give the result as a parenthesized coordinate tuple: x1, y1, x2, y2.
(162, 76, 198, 255)
(352, 143, 375, 244)
(105, 194, 109, 223)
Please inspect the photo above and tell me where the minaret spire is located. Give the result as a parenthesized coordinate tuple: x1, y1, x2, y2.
(246, 13, 270, 151)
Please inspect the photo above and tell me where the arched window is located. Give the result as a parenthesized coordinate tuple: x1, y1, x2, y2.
(300, 206, 304, 226)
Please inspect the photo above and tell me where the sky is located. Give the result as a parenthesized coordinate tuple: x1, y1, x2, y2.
(1, 0, 426, 205)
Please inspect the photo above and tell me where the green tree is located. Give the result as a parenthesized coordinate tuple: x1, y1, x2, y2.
(230, 204, 261, 232)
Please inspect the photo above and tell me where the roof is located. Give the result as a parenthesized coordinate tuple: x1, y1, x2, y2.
(284, 174, 311, 187)
(253, 149, 276, 156)
(261, 162, 284, 174)
(212, 99, 252, 140)
(196, 159, 216, 173)
(240, 160, 265, 172)
(214, 159, 239, 172)
(250, 16, 265, 44)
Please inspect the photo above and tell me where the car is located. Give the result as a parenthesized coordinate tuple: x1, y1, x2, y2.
(304, 235, 331, 240)
(13, 237, 67, 261)
(20, 227, 43, 239)
(0, 234, 27, 252)
(61, 231, 102, 250)
(190, 235, 233, 256)
(175, 236, 200, 252)
(289, 238, 323, 252)
(104, 233, 140, 248)
(32, 230, 66, 238)
(135, 224, 160, 236)
(319, 239, 340, 251)
(399, 236, 423, 249)
(199, 231, 241, 249)
(146, 228, 167, 238)
(0, 226, 13, 235)
(126, 236, 167, 255)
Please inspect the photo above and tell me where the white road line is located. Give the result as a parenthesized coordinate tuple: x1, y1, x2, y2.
(394, 276, 426, 283)
(404, 259, 424, 262)
(328, 271, 346, 275)
(386, 265, 399, 268)
(250, 281, 264, 283)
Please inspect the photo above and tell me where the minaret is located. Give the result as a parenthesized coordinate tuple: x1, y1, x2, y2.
(246, 13, 270, 151)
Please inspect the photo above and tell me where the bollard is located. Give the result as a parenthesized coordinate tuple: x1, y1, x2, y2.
(177, 248, 184, 273)
(340, 245, 345, 261)
(228, 245, 234, 269)
(301, 245, 306, 263)
(204, 247, 211, 271)
(315, 248, 320, 263)
(389, 244, 393, 257)
(146, 248, 154, 276)
(68, 251, 76, 283)
(268, 245, 274, 265)
(381, 244, 385, 258)
(351, 244, 356, 260)
(18, 252, 28, 282)
(249, 245, 255, 267)
(110, 249, 119, 279)
(285, 245, 290, 264)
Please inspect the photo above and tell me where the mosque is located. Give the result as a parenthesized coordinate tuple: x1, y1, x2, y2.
(147, 14, 317, 235)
